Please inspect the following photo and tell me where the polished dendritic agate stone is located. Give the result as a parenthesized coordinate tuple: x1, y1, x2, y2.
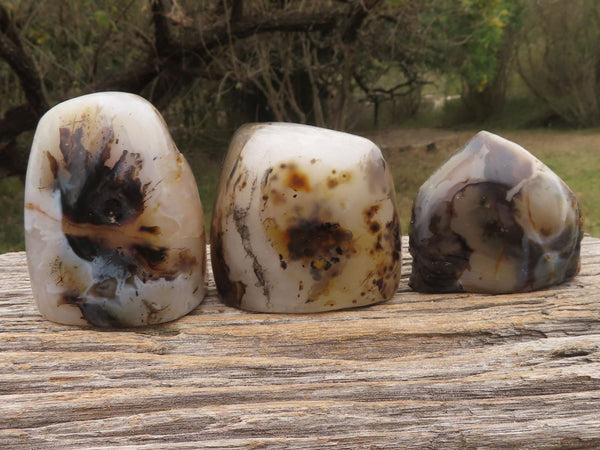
(24, 92, 206, 327)
(210, 122, 401, 313)
(409, 131, 583, 294)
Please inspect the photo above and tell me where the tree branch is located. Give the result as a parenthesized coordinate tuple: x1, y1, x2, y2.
(83, 62, 160, 94)
(0, 105, 38, 179)
(0, 5, 48, 116)
(0, 4, 48, 178)
(192, 10, 339, 55)
(341, 0, 381, 43)
(152, 0, 174, 58)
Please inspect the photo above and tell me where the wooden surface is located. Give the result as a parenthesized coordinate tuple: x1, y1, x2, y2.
(1, 237, 600, 449)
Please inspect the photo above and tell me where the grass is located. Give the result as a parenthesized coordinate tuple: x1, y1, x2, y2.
(182, 145, 222, 234)
(0, 176, 25, 254)
(2, 127, 599, 254)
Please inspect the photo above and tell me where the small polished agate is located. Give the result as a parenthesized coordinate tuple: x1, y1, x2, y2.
(409, 131, 583, 294)
(24, 92, 206, 327)
(211, 123, 401, 313)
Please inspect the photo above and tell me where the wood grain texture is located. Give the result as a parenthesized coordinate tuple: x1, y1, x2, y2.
(1, 237, 600, 449)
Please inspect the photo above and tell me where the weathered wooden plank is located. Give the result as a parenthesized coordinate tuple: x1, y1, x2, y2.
(1, 237, 600, 449)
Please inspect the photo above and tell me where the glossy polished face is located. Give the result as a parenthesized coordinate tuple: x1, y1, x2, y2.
(211, 123, 401, 313)
(25, 92, 206, 326)
(409, 131, 583, 294)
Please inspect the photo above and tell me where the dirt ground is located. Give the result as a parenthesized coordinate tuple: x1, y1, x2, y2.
(361, 127, 600, 156)
(360, 127, 472, 154)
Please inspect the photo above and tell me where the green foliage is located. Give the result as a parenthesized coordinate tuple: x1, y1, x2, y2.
(453, 0, 520, 94)
(93, 10, 110, 29)
(393, 0, 526, 123)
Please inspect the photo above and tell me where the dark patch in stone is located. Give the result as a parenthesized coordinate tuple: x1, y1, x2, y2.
(89, 278, 117, 298)
(65, 235, 100, 262)
(262, 167, 273, 187)
(286, 168, 310, 192)
(364, 204, 380, 220)
(132, 244, 168, 271)
(139, 225, 160, 234)
(210, 224, 245, 308)
(170, 249, 199, 277)
(370, 222, 381, 233)
(58, 127, 144, 226)
(411, 183, 522, 292)
(62, 293, 124, 327)
(386, 215, 402, 262)
(227, 157, 240, 184)
(458, 183, 525, 260)
(286, 219, 354, 282)
(410, 179, 583, 293)
(54, 124, 192, 290)
(409, 206, 473, 293)
(524, 239, 549, 290)
(372, 211, 402, 298)
(287, 220, 353, 260)
(46, 151, 59, 179)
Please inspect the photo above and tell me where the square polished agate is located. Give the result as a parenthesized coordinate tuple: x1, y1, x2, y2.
(24, 92, 206, 327)
(211, 123, 401, 313)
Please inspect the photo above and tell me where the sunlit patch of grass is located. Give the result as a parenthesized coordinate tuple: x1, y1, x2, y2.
(175, 132, 229, 235)
(182, 148, 222, 234)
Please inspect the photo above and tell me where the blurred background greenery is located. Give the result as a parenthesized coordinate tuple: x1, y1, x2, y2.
(1, 0, 599, 253)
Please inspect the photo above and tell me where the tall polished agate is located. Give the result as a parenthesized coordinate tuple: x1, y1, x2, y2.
(211, 123, 401, 313)
(24, 92, 206, 327)
(409, 131, 583, 294)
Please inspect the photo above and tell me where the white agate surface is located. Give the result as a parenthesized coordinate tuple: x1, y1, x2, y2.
(211, 123, 401, 313)
(24, 92, 206, 327)
(409, 131, 583, 294)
